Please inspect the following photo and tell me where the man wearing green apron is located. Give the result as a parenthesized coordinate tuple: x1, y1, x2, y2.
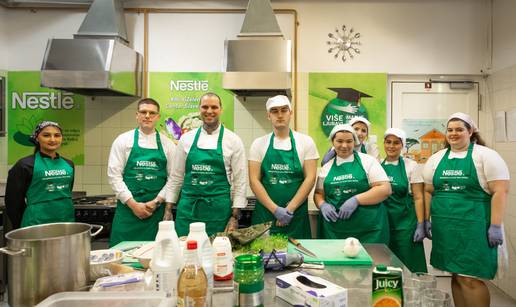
(314, 124, 391, 243)
(108, 98, 176, 247)
(381, 128, 427, 273)
(169, 93, 247, 237)
(6, 121, 75, 229)
(249, 95, 319, 239)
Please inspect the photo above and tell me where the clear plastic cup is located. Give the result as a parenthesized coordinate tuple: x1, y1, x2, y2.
(411, 272, 437, 292)
(421, 288, 452, 307)
(403, 286, 420, 307)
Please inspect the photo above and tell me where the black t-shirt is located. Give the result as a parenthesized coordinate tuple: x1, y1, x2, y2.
(5, 152, 74, 229)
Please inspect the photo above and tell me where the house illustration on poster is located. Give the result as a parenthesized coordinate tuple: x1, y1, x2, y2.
(419, 129, 446, 162)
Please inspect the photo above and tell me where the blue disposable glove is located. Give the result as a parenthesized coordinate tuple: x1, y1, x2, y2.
(319, 202, 339, 222)
(424, 220, 432, 239)
(321, 148, 336, 166)
(488, 224, 503, 247)
(274, 206, 294, 225)
(413, 222, 425, 242)
(338, 196, 359, 220)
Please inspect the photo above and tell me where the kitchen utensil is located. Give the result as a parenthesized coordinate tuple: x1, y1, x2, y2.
(288, 237, 318, 258)
(0, 222, 103, 307)
(287, 239, 373, 265)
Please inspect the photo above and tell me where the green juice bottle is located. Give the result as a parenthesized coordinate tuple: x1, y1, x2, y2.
(371, 264, 403, 307)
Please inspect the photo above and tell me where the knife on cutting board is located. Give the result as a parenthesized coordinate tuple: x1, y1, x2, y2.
(288, 237, 318, 258)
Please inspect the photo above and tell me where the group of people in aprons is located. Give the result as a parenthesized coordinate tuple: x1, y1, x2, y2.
(5, 93, 509, 307)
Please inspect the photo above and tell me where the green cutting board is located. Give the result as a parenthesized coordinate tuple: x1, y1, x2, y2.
(111, 241, 151, 269)
(287, 239, 373, 266)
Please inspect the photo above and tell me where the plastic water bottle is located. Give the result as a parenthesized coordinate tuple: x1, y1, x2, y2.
(150, 221, 182, 298)
(213, 236, 233, 281)
(187, 222, 214, 306)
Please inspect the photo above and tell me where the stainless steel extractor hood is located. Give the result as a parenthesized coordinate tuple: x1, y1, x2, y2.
(223, 0, 292, 97)
(40, 0, 143, 97)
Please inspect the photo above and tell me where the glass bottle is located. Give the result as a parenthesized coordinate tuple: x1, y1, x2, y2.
(177, 240, 208, 307)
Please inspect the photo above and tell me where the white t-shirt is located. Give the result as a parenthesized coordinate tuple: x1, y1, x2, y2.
(382, 157, 423, 193)
(248, 131, 320, 164)
(422, 144, 510, 194)
(316, 152, 389, 190)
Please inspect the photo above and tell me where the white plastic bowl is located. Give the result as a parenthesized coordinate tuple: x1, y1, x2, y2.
(90, 249, 123, 280)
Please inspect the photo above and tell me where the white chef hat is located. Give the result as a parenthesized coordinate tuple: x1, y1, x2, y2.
(447, 112, 479, 132)
(348, 116, 371, 129)
(266, 95, 291, 111)
(384, 128, 407, 147)
(329, 124, 360, 144)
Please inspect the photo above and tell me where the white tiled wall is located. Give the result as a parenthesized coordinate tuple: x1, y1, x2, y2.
(76, 96, 140, 195)
(486, 64, 516, 300)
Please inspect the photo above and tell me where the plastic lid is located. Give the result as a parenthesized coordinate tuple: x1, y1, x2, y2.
(376, 264, 387, 271)
(186, 240, 198, 250)
(189, 222, 205, 232)
(235, 254, 263, 270)
(158, 221, 174, 230)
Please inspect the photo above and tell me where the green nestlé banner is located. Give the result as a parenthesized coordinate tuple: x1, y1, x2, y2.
(7, 71, 85, 165)
(308, 73, 387, 159)
(149, 72, 234, 143)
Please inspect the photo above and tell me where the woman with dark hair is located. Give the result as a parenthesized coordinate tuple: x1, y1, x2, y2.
(423, 112, 509, 307)
(314, 124, 391, 242)
(5, 121, 75, 228)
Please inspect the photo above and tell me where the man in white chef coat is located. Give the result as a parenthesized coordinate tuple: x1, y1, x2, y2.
(107, 98, 176, 246)
(169, 92, 247, 237)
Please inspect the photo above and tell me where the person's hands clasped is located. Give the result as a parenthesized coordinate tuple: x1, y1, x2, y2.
(274, 206, 293, 226)
(488, 224, 503, 247)
(129, 201, 153, 219)
(413, 222, 425, 242)
(319, 202, 338, 222)
(338, 196, 359, 220)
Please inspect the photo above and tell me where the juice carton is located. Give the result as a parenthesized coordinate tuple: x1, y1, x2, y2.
(372, 264, 403, 307)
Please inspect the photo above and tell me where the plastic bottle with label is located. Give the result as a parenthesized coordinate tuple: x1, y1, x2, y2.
(213, 236, 233, 281)
(178, 240, 208, 307)
(187, 222, 214, 306)
(150, 221, 183, 298)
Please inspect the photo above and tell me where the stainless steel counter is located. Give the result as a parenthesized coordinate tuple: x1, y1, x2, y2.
(213, 244, 409, 307)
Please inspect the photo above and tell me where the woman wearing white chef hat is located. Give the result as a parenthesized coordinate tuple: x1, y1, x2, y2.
(314, 124, 391, 242)
(321, 116, 380, 165)
(423, 112, 509, 307)
(381, 128, 427, 273)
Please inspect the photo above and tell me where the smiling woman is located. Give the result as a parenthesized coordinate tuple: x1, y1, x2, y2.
(5, 121, 75, 229)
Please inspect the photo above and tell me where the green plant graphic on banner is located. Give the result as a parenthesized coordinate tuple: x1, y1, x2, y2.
(7, 71, 85, 165)
(308, 73, 387, 160)
(149, 72, 234, 142)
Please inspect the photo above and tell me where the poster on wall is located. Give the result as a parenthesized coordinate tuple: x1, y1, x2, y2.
(7, 71, 85, 165)
(402, 118, 447, 163)
(149, 72, 234, 142)
(308, 73, 387, 160)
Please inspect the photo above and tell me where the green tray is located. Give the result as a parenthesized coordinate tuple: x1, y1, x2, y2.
(288, 239, 373, 266)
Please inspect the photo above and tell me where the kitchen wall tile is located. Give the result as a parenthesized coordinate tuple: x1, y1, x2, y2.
(101, 166, 109, 185)
(83, 184, 102, 196)
(101, 184, 114, 195)
(82, 165, 101, 185)
(101, 109, 122, 128)
(85, 109, 103, 130)
(73, 166, 83, 185)
(120, 110, 138, 128)
(84, 146, 102, 165)
(85, 127, 102, 147)
(101, 127, 124, 147)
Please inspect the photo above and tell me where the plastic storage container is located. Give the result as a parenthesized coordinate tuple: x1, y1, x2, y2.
(150, 221, 182, 297)
(36, 291, 171, 307)
(212, 236, 233, 281)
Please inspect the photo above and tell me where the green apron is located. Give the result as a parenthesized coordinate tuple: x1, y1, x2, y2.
(318, 151, 389, 243)
(382, 157, 427, 273)
(251, 130, 311, 239)
(359, 143, 367, 154)
(175, 126, 232, 237)
(431, 143, 496, 279)
(110, 129, 167, 247)
(21, 152, 75, 227)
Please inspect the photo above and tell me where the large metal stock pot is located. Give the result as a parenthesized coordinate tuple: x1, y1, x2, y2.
(0, 222, 103, 306)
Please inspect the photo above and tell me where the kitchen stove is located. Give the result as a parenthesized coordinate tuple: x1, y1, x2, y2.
(73, 195, 116, 239)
